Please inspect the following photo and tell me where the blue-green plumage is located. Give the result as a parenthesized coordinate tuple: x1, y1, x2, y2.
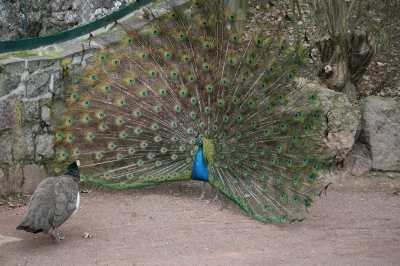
(53, 0, 331, 223)
(191, 141, 209, 182)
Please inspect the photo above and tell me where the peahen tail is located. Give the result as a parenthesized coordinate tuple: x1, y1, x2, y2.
(53, 0, 330, 223)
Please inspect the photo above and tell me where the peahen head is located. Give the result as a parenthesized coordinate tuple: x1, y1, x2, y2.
(64, 158, 81, 182)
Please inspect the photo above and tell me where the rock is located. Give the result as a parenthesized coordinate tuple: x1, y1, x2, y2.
(7, 164, 23, 194)
(25, 71, 50, 98)
(0, 168, 5, 196)
(0, 58, 25, 74)
(13, 127, 35, 161)
(0, 73, 21, 97)
(21, 100, 39, 123)
(22, 164, 48, 193)
(25, 56, 58, 73)
(36, 134, 55, 159)
(286, 81, 359, 164)
(49, 70, 65, 99)
(41, 105, 51, 124)
(0, 134, 13, 164)
(317, 85, 359, 162)
(0, 94, 19, 129)
(344, 142, 372, 176)
(360, 96, 400, 171)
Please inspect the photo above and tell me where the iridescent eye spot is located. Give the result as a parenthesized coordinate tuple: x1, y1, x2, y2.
(114, 60, 120, 66)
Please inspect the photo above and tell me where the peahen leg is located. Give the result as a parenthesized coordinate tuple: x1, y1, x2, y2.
(50, 228, 66, 242)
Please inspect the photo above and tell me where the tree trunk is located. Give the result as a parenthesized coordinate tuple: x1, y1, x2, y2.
(317, 29, 377, 96)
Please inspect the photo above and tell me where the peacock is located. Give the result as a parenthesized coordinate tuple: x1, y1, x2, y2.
(53, 0, 332, 223)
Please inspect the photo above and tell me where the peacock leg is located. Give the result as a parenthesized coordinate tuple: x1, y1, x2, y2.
(213, 190, 219, 201)
(195, 182, 206, 200)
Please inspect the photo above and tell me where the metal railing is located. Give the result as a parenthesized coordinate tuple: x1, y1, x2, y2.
(0, 0, 138, 42)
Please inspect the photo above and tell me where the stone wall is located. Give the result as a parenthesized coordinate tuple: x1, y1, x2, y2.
(0, 43, 101, 196)
(0, 0, 186, 197)
(0, 0, 137, 41)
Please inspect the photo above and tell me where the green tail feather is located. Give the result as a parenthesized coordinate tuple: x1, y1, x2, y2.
(52, 0, 330, 223)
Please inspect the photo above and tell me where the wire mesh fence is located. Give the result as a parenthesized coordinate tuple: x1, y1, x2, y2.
(0, 0, 138, 42)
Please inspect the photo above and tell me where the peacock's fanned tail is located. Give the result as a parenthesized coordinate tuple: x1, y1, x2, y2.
(54, 0, 329, 223)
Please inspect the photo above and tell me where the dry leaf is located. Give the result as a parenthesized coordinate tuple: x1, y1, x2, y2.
(83, 232, 92, 239)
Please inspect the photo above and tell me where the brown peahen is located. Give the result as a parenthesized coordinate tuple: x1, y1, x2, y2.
(53, 0, 331, 223)
(17, 159, 81, 242)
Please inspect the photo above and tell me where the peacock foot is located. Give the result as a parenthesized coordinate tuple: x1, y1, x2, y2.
(213, 190, 219, 201)
(195, 191, 205, 201)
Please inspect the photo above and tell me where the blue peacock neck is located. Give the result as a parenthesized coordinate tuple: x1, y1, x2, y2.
(191, 145, 209, 182)
(190, 137, 215, 182)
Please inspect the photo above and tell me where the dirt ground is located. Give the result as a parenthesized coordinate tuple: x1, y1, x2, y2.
(0, 173, 399, 266)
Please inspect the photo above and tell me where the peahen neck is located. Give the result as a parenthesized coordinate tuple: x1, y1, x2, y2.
(191, 146, 209, 182)
(64, 162, 80, 183)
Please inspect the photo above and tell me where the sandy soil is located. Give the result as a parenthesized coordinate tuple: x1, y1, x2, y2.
(0, 174, 399, 266)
